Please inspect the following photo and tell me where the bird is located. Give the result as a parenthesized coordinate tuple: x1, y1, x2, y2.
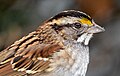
(0, 10, 105, 76)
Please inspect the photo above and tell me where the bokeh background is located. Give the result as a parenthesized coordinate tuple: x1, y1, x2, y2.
(0, 0, 120, 76)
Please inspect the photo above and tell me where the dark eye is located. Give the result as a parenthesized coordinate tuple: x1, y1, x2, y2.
(74, 23, 81, 29)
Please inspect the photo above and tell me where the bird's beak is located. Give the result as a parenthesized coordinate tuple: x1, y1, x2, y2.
(87, 22, 105, 33)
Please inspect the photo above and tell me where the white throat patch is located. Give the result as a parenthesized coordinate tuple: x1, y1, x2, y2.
(77, 33, 93, 45)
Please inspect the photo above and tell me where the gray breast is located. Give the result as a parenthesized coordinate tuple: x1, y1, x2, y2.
(51, 41, 90, 76)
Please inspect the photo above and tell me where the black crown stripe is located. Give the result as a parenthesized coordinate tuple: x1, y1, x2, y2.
(48, 10, 92, 21)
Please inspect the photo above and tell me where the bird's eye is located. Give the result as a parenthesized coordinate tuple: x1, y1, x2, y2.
(73, 23, 81, 29)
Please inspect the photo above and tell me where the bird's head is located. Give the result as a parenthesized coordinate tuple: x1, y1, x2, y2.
(46, 10, 105, 45)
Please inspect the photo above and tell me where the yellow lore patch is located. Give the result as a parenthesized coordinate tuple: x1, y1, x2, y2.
(80, 18, 93, 26)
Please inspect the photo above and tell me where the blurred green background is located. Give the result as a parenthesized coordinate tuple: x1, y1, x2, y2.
(0, 0, 120, 76)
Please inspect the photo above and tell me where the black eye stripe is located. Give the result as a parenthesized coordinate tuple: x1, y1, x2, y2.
(51, 23, 63, 32)
(51, 23, 82, 31)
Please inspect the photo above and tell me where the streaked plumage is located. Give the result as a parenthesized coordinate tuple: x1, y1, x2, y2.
(0, 10, 104, 76)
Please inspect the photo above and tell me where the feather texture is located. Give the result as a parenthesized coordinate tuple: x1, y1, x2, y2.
(0, 10, 104, 76)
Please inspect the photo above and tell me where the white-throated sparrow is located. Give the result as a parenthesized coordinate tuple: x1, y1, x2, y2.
(0, 10, 104, 76)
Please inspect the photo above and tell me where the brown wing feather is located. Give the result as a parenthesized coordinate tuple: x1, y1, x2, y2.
(0, 30, 62, 75)
(0, 62, 27, 76)
(0, 43, 62, 75)
(0, 23, 63, 75)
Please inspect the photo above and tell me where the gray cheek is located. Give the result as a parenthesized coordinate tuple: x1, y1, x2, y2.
(64, 27, 77, 35)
